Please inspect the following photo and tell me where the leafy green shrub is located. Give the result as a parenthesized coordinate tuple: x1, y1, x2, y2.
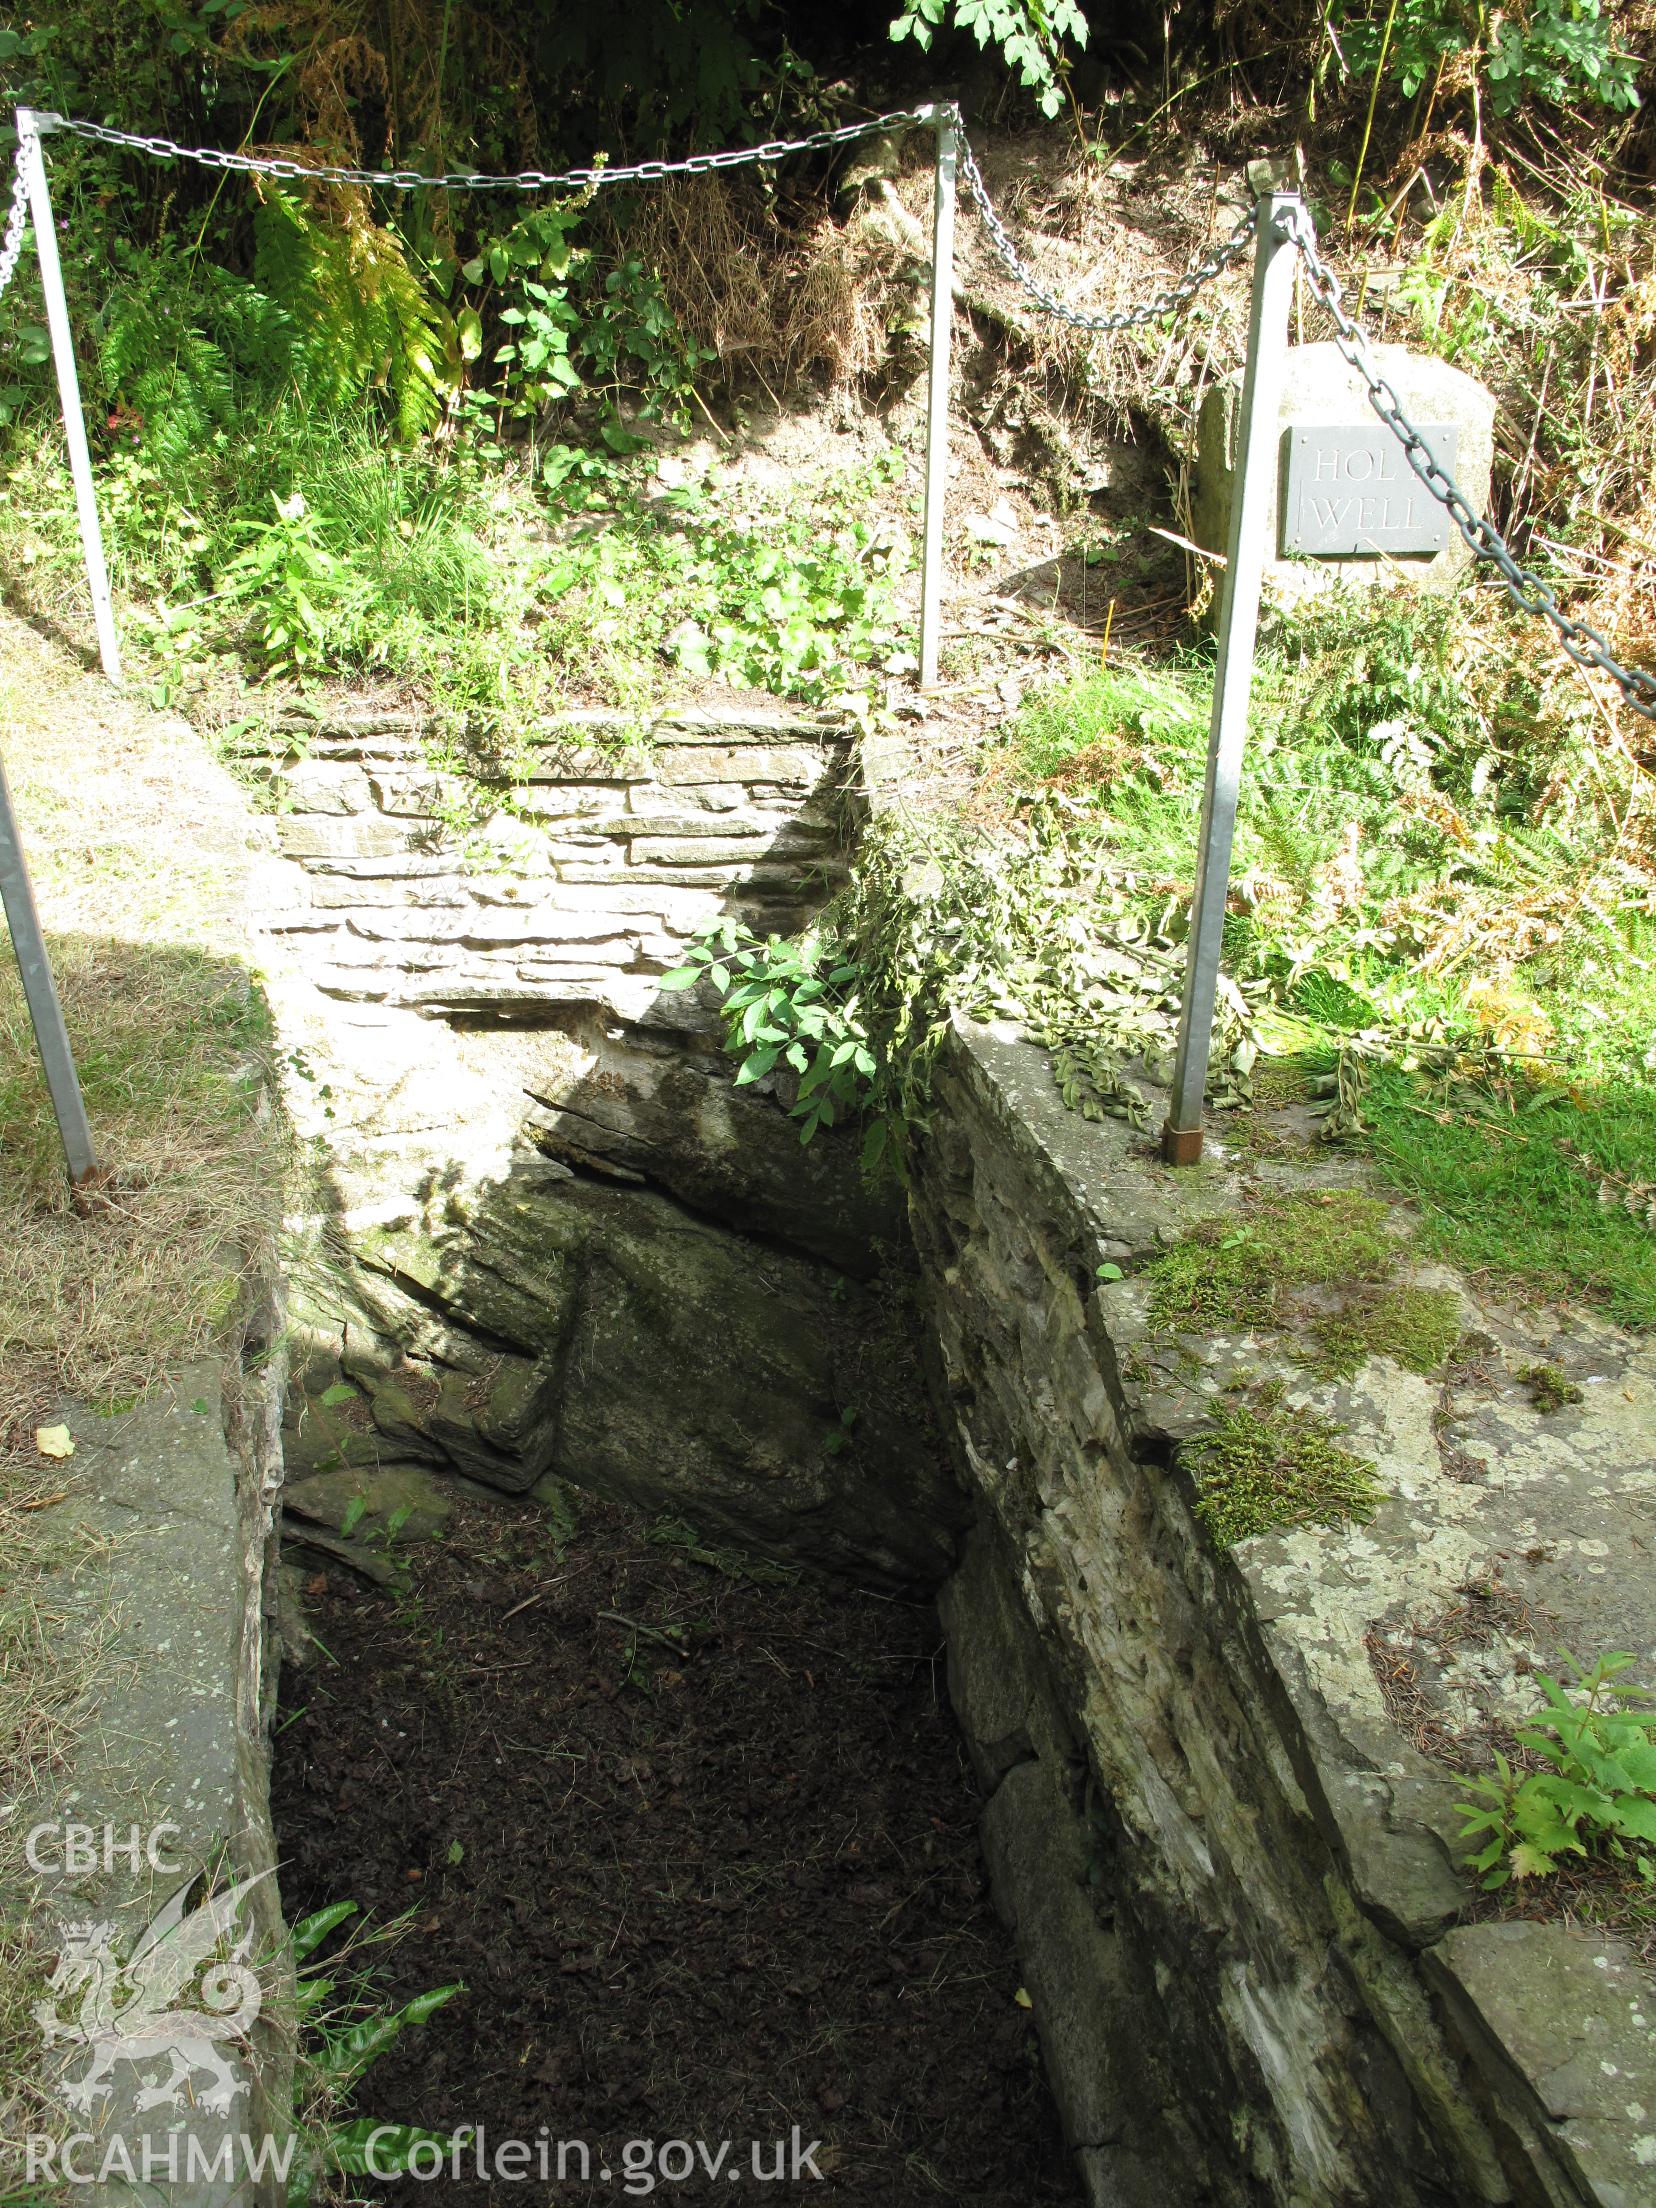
(1458, 1653, 1656, 1889)
(462, 198, 710, 452)
(579, 259, 712, 432)
(1336, 0, 1641, 115)
(653, 475, 908, 703)
(661, 919, 888, 1161)
(889, 0, 1089, 117)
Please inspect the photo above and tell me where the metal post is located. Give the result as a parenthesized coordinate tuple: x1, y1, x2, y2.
(1162, 191, 1299, 1167)
(16, 108, 122, 686)
(0, 743, 97, 1189)
(917, 104, 956, 691)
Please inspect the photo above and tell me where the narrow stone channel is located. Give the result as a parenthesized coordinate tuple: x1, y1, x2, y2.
(272, 1475, 1082, 2204)
(252, 694, 1632, 2208)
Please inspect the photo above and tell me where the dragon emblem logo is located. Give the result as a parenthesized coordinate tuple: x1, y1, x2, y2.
(35, 1870, 269, 2116)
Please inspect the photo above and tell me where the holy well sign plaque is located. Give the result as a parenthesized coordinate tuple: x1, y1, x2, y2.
(1280, 424, 1458, 558)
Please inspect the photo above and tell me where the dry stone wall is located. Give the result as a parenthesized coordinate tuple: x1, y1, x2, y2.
(259, 701, 850, 1022)
(260, 697, 965, 1588)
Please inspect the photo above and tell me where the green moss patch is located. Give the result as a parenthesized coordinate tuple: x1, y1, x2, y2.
(1145, 1190, 1399, 1332)
(1184, 1393, 1383, 1549)
(1145, 1191, 1466, 1379)
(1517, 1362, 1585, 1413)
(1307, 1285, 1464, 1379)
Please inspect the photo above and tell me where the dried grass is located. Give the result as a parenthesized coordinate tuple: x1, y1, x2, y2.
(0, 618, 286, 1461)
(0, 612, 285, 2162)
(0, 941, 279, 1450)
(0, 1480, 95, 2167)
(611, 170, 910, 393)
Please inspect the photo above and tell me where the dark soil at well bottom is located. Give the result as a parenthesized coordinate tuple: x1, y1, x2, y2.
(272, 1486, 1082, 2206)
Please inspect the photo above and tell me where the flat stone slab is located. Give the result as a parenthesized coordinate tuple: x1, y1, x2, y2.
(1427, 1922, 1656, 2206)
(6, 1368, 286, 2206)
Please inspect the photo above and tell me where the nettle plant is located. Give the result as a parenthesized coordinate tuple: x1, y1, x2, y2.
(660, 920, 888, 1163)
(1458, 1652, 1656, 1890)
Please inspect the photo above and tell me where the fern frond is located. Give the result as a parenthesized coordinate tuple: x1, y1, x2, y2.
(253, 186, 457, 439)
(98, 280, 238, 465)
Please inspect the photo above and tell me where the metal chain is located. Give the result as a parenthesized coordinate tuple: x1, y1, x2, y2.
(1282, 203, 1656, 721)
(20, 95, 1655, 720)
(955, 122, 1256, 332)
(29, 105, 934, 195)
(0, 142, 30, 304)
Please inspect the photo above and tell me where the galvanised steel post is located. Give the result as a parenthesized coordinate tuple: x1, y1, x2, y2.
(1162, 190, 1299, 1166)
(0, 742, 97, 1190)
(917, 103, 956, 691)
(16, 108, 122, 685)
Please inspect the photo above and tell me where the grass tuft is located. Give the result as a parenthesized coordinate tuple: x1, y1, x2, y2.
(1306, 1284, 1464, 1379)
(1146, 1191, 1399, 1332)
(1183, 1390, 1383, 1549)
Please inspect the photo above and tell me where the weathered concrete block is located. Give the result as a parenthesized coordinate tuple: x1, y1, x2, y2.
(1193, 340, 1496, 603)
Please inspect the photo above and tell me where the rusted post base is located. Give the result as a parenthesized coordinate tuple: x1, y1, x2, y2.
(1162, 1121, 1204, 1168)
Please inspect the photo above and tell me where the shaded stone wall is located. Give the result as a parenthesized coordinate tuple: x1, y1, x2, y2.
(262, 699, 966, 1588)
(907, 1018, 1656, 2208)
